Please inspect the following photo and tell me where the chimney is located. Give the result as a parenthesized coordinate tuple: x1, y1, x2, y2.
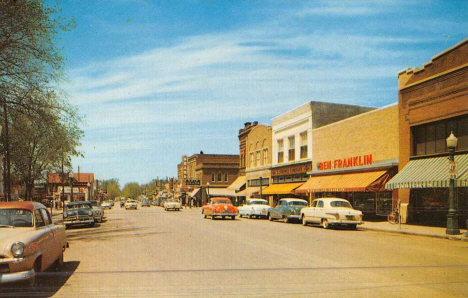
(200, 150, 204, 154)
(244, 122, 251, 128)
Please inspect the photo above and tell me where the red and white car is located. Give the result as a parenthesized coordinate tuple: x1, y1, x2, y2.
(202, 197, 238, 220)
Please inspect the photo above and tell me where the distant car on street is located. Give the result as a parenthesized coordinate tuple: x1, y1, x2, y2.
(0, 202, 68, 286)
(125, 199, 138, 210)
(101, 201, 112, 209)
(300, 198, 363, 230)
(141, 199, 151, 207)
(267, 198, 308, 223)
(202, 197, 238, 220)
(63, 201, 96, 228)
(238, 199, 271, 219)
(164, 199, 181, 211)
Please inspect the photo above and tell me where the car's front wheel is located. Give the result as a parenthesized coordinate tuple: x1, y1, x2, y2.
(231, 216, 235, 220)
(268, 214, 274, 221)
(302, 216, 308, 226)
(322, 219, 330, 229)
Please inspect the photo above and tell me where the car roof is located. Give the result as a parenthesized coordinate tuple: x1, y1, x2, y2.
(314, 198, 347, 201)
(279, 198, 307, 202)
(67, 201, 91, 205)
(211, 197, 231, 201)
(0, 201, 45, 211)
(248, 199, 267, 202)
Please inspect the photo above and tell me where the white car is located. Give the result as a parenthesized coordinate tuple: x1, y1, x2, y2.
(238, 199, 271, 219)
(164, 199, 181, 211)
(125, 200, 138, 210)
(101, 201, 112, 209)
(300, 198, 363, 229)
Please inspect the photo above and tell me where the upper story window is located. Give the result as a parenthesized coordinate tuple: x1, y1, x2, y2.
(277, 140, 284, 164)
(300, 131, 308, 159)
(412, 115, 468, 156)
(224, 173, 228, 182)
(263, 148, 268, 165)
(256, 150, 261, 167)
(217, 172, 222, 181)
(249, 152, 254, 168)
(211, 173, 215, 182)
(288, 136, 295, 161)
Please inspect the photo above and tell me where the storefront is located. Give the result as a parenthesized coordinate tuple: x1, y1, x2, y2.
(392, 38, 468, 226)
(296, 104, 400, 218)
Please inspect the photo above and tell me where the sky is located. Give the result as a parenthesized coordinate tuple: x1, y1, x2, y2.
(48, 0, 468, 187)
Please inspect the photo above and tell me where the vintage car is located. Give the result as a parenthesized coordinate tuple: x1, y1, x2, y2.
(238, 199, 271, 219)
(125, 199, 138, 210)
(101, 201, 112, 209)
(267, 198, 308, 223)
(164, 199, 181, 211)
(300, 198, 363, 229)
(141, 199, 151, 207)
(89, 200, 104, 223)
(63, 201, 96, 228)
(202, 197, 238, 220)
(0, 202, 68, 286)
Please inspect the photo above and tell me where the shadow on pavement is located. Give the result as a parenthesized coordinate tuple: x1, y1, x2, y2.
(0, 261, 80, 298)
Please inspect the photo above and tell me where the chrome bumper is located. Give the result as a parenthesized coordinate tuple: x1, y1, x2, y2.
(0, 269, 35, 284)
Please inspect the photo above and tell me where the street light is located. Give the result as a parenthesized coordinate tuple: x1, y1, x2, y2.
(87, 182, 91, 201)
(259, 176, 263, 199)
(206, 182, 210, 202)
(446, 132, 460, 235)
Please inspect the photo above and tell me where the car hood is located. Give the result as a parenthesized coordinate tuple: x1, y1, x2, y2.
(65, 209, 91, 216)
(0, 228, 37, 256)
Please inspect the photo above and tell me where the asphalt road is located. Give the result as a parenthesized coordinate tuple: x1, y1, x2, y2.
(2, 206, 468, 297)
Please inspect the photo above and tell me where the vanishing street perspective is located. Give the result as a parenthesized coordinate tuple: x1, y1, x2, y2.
(1, 1, 468, 297)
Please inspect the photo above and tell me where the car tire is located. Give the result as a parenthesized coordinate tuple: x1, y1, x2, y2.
(349, 224, 358, 230)
(54, 249, 64, 270)
(302, 216, 308, 226)
(322, 219, 330, 229)
(231, 216, 235, 220)
(211, 215, 216, 220)
(268, 214, 274, 221)
(222, 216, 225, 219)
(248, 214, 253, 219)
(284, 216, 290, 223)
(28, 259, 41, 287)
(89, 222, 95, 228)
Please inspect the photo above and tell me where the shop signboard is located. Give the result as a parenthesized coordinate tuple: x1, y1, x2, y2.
(318, 154, 373, 171)
(185, 179, 201, 186)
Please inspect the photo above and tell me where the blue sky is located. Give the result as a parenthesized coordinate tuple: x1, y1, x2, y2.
(50, 0, 468, 186)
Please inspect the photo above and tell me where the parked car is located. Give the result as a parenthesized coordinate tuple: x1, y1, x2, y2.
(125, 199, 138, 210)
(164, 199, 181, 211)
(301, 198, 363, 229)
(141, 199, 151, 207)
(0, 202, 68, 286)
(267, 198, 308, 223)
(63, 201, 96, 228)
(101, 201, 112, 209)
(89, 200, 104, 223)
(202, 197, 238, 220)
(238, 199, 271, 219)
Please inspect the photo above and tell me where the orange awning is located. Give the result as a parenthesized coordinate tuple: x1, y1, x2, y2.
(262, 183, 303, 195)
(295, 171, 388, 194)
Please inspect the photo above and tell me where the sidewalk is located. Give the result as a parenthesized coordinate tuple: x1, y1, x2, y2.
(361, 221, 468, 241)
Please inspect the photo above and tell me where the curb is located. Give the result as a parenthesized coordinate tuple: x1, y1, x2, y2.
(359, 226, 468, 241)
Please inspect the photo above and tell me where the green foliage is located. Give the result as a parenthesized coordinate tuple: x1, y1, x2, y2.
(100, 179, 122, 200)
(122, 183, 141, 199)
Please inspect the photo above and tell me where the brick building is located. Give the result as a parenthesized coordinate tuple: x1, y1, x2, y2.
(386, 38, 468, 227)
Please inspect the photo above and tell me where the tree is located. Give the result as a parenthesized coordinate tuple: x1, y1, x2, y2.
(101, 179, 122, 200)
(122, 183, 141, 199)
(0, 0, 75, 200)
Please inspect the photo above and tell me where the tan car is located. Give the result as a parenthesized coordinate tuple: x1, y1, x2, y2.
(0, 202, 68, 286)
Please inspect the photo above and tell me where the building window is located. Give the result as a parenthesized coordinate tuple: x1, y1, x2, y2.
(224, 173, 228, 182)
(412, 115, 468, 156)
(211, 173, 215, 182)
(250, 152, 254, 168)
(263, 148, 268, 165)
(256, 150, 261, 167)
(277, 140, 284, 164)
(217, 172, 222, 181)
(300, 131, 308, 159)
(288, 136, 295, 161)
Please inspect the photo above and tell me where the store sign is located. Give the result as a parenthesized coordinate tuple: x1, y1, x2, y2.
(272, 163, 311, 177)
(185, 179, 201, 186)
(318, 154, 373, 171)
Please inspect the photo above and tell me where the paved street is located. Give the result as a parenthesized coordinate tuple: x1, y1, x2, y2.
(2, 206, 468, 297)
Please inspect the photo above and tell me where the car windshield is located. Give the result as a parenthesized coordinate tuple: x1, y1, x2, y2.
(0, 209, 34, 227)
(127, 200, 136, 203)
(90, 201, 99, 206)
(250, 200, 268, 205)
(167, 199, 177, 203)
(288, 201, 307, 206)
(330, 201, 352, 208)
(213, 200, 231, 205)
(67, 204, 91, 209)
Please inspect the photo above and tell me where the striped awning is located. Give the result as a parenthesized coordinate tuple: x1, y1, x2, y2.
(262, 183, 303, 195)
(295, 170, 388, 194)
(188, 188, 200, 197)
(385, 154, 468, 190)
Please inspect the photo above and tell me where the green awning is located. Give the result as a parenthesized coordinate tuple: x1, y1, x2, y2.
(386, 154, 468, 190)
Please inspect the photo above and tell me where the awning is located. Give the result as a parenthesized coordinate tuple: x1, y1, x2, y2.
(236, 186, 267, 197)
(188, 188, 200, 197)
(295, 170, 388, 194)
(227, 176, 246, 191)
(386, 154, 468, 190)
(207, 188, 237, 197)
(262, 183, 303, 195)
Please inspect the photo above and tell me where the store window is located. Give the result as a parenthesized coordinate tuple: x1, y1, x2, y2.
(288, 136, 295, 161)
(300, 132, 308, 159)
(412, 114, 468, 156)
(278, 140, 284, 164)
